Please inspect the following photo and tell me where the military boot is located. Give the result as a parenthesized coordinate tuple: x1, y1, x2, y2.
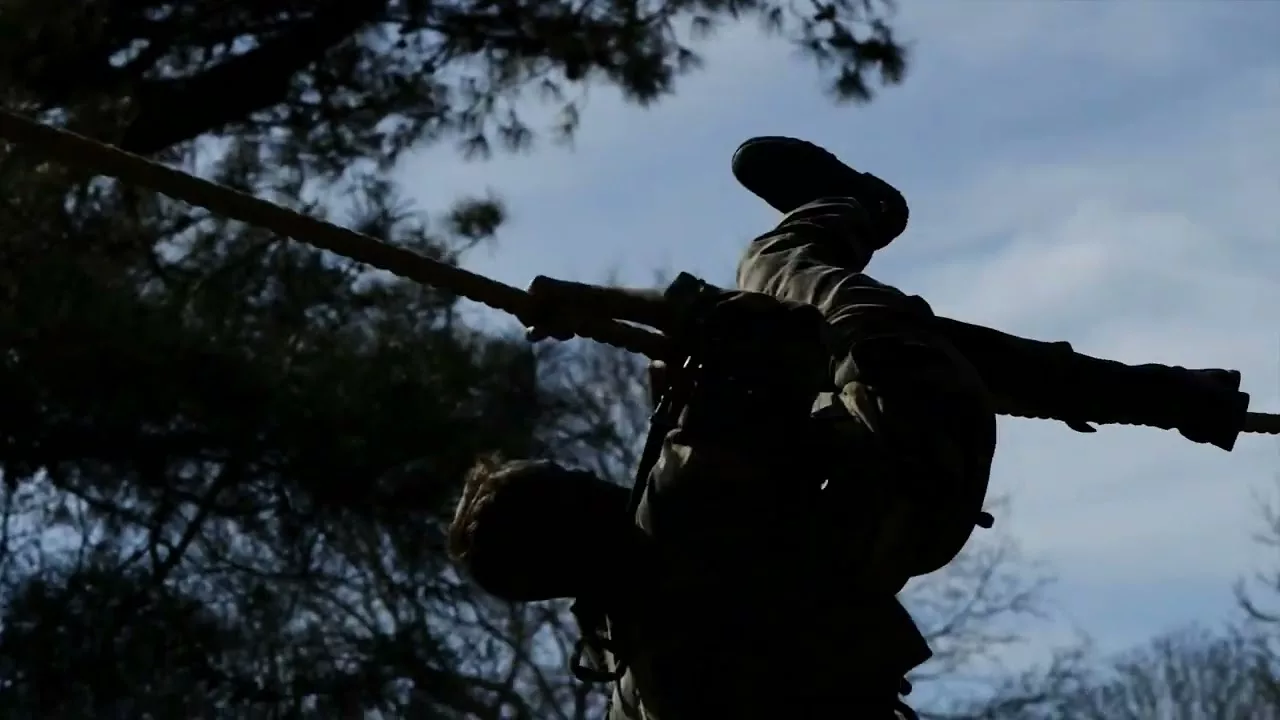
(731, 135, 909, 251)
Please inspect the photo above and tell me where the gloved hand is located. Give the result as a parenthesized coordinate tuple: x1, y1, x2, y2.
(663, 272, 831, 392)
(1172, 368, 1249, 451)
(660, 273, 833, 449)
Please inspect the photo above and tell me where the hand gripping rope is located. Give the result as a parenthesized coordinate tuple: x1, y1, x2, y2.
(0, 110, 1276, 436)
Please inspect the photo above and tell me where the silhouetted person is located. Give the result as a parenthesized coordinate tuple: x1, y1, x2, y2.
(449, 138, 997, 719)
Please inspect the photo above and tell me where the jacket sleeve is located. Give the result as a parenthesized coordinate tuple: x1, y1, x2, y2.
(736, 198, 936, 367)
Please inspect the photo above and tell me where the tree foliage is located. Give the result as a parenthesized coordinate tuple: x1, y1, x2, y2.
(0, 148, 617, 716)
(0, 0, 1074, 716)
(1, 0, 909, 174)
(1232, 478, 1280, 716)
(973, 627, 1279, 720)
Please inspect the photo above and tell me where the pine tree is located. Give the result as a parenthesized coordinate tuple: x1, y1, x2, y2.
(0, 0, 907, 716)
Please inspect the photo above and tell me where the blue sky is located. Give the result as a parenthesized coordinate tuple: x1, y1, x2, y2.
(396, 1, 1280, 670)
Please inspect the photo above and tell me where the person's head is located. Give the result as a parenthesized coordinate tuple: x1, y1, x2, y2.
(450, 454, 635, 602)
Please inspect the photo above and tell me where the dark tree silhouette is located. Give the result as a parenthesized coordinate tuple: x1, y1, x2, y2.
(0, 1, 1075, 716)
(963, 627, 1278, 720)
(0, 0, 908, 171)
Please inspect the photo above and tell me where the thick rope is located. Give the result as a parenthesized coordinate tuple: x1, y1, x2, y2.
(0, 110, 669, 360)
(1246, 412, 1280, 435)
(0, 110, 1275, 436)
(1000, 406, 1280, 437)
